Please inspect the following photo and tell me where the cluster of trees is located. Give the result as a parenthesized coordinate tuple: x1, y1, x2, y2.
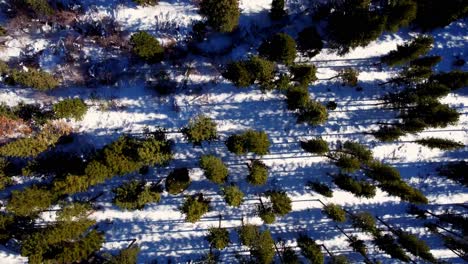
(226, 130, 270, 155)
(301, 139, 428, 204)
(223, 56, 275, 89)
(113, 180, 162, 210)
(0, 62, 59, 90)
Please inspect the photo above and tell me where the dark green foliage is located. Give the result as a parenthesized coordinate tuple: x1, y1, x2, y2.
(199, 0, 240, 33)
(413, 0, 468, 30)
(22, 151, 86, 178)
(400, 118, 427, 134)
(259, 33, 297, 65)
(379, 180, 428, 204)
(326, 101, 338, 110)
(372, 126, 405, 142)
(180, 193, 210, 223)
(430, 70, 468, 90)
(396, 230, 436, 262)
(437, 161, 468, 187)
(11, 102, 54, 124)
(223, 185, 244, 207)
(223, 56, 275, 88)
(200, 155, 228, 184)
(248, 159, 268, 186)
(296, 100, 328, 126)
(290, 64, 317, 86)
(297, 235, 324, 264)
(335, 155, 361, 173)
(348, 235, 367, 256)
(339, 68, 359, 86)
(0, 213, 15, 242)
(182, 115, 218, 145)
(166, 168, 191, 194)
(323, 203, 346, 222)
(113, 180, 161, 210)
(270, 0, 285, 20)
(250, 230, 275, 264)
(351, 212, 377, 234)
(248, 56, 276, 86)
(409, 56, 442, 68)
(384, 0, 417, 32)
(415, 137, 464, 150)
(0, 158, 13, 190)
(16, 0, 54, 16)
(206, 227, 230, 249)
(286, 86, 309, 110)
(238, 224, 260, 247)
(52, 230, 104, 264)
(366, 162, 401, 182)
(300, 138, 329, 155)
(401, 100, 459, 128)
(106, 245, 140, 264)
(381, 36, 434, 66)
(297, 26, 323, 57)
(333, 174, 376, 198)
(132, 0, 158, 5)
(282, 246, 299, 264)
(307, 181, 333, 197)
(130, 31, 164, 62)
(374, 233, 411, 262)
(226, 130, 270, 155)
(343, 141, 372, 163)
(266, 190, 292, 216)
(7, 186, 55, 217)
(275, 74, 293, 91)
(53, 98, 88, 120)
(0, 131, 61, 158)
(258, 206, 276, 224)
(7, 68, 59, 90)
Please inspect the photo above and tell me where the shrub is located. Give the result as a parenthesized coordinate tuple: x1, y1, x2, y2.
(290, 64, 317, 86)
(132, 0, 158, 5)
(113, 180, 161, 210)
(297, 26, 323, 57)
(297, 235, 324, 264)
(396, 230, 436, 262)
(335, 155, 361, 173)
(130, 31, 164, 62)
(106, 245, 140, 264)
(23, 151, 86, 178)
(381, 36, 434, 66)
(350, 212, 377, 234)
(437, 161, 467, 187)
(206, 227, 230, 249)
(199, 0, 240, 33)
(238, 224, 260, 247)
(182, 115, 218, 146)
(7, 69, 59, 90)
(415, 137, 464, 150)
(266, 190, 292, 216)
(286, 86, 309, 110)
(226, 130, 270, 155)
(247, 160, 268, 186)
(7, 185, 55, 217)
(53, 98, 88, 120)
(374, 233, 411, 262)
(301, 138, 329, 155)
(248, 56, 276, 86)
(180, 193, 210, 223)
(372, 126, 405, 142)
(307, 181, 333, 197)
(200, 155, 228, 184)
(223, 185, 244, 207)
(223, 61, 254, 87)
(0, 26, 6, 36)
(330, 255, 350, 264)
(259, 33, 297, 65)
(270, 0, 285, 20)
(322, 203, 346, 222)
(296, 100, 328, 126)
(166, 168, 191, 194)
(333, 174, 376, 198)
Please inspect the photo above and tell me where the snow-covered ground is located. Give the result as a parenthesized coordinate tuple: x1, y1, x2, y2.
(0, 0, 467, 263)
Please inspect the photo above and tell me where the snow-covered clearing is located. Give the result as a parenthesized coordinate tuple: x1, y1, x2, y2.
(0, 0, 467, 263)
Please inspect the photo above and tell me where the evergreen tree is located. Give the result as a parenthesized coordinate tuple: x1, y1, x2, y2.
(166, 168, 191, 194)
(338, 68, 359, 86)
(7, 68, 59, 90)
(437, 161, 467, 187)
(415, 137, 464, 150)
(180, 193, 210, 223)
(7, 185, 55, 217)
(53, 98, 88, 120)
(374, 233, 411, 262)
(226, 130, 270, 155)
(307, 181, 333, 197)
(333, 174, 376, 198)
(286, 86, 309, 110)
(342, 141, 373, 163)
(199, 0, 240, 33)
(259, 33, 297, 65)
(290, 64, 317, 87)
(384, 0, 417, 32)
(297, 234, 324, 263)
(270, 0, 286, 20)
(413, 0, 468, 30)
(430, 70, 468, 90)
(297, 26, 323, 57)
(381, 36, 434, 66)
(350, 212, 377, 234)
(105, 245, 140, 264)
(0, 158, 13, 190)
(130, 31, 164, 63)
(396, 230, 436, 263)
(200, 155, 228, 184)
(296, 100, 328, 126)
(222, 184, 244, 207)
(250, 230, 275, 264)
(206, 227, 230, 249)
(238, 224, 260, 247)
(322, 203, 346, 222)
(372, 126, 405, 142)
(335, 155, 361, 173)
(266, 190, 292, 216)
(113, 180, 161, 210)
(247, 159, 268, 186)
(300, 138, 329, 155)
(182, 115, 218, 146)
(258, 205, 276, 224)
(409, 56, 442, 68)
(366, 162, 401, 182)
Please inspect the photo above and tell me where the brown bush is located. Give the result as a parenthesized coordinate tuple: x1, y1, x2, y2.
(0, 116, 32, 139)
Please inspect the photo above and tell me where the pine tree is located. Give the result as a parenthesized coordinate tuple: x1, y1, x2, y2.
(259, 33, 297, 65)
(53, 98, 88, 120)
(430, 70, 468, 90)
(297, 26, 323, 57)
(7, 68, 59, 90)
(350, 212, 377, 234)
(297, 235, 324, 263)
(247, 160, 268, 186)
(250, 230, 275, 264)
(105, 245, 140, 264)
(415, 137, 464, 150)
(286, 86, 309, 110)
(180, 193, 210, 223)
(335, 155, 361, 173)
(130, 31, 164, 63)
(206, 227, 230, 249)
(7, 185, 55, 217)
(437, 161, 467, 187)
(199, 0, 240, 33)
(396, 230, 436, 262)
(322, 203, 346, 222)
(166, 168, 191, 195)
(200, 155, 229, 184)
(307, 181, 333, 197)
(384, 0, 417, 32)
(296, 100, 328, 126)
(113, 180, 161, 210)
(238, 224, 260, 247)
(226, 130, 270, 155)
(266, 190, 292, 216)
(333, 174, 376, 198)
(290, 64, 317, 87)
(300, 138, 329, 155)
(381, 36, 434, 66)
(222, 184, 244, 207)
(182, 115, 218, 145)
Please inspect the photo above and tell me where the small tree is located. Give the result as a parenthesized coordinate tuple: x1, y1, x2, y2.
(381, 36, 434, 66)
(350, 212, 377, 234)
(300, 138, 329, 155)
(251, 230, 275, 264)
(166, 168, 191, 194)
(396, 230, 436, 263)
(384, 0, 417, 32)
(259, 33, 297, 65)
(266, 190, 292, 216)
(297, 235, 324, 264)
(307, 181, 333, 197)
(223, 61, 254, 87)
(199, 0, 240, 33)
(182, 115, 217, 146)
(286, 86, 309, 110)
(338, 68, 359, 86)
(238, 224, 260, 247)
(258, 205, 276, 224)
(200, 155, 228, 184)
(247, 160, 268, 186)
(53, 98, 88, 120)
(0, 158, 13, 191)
(296, 100, 328, 126)
(335, 155, 361, 173)
(297, 26, 323, 57)
(7, 185, 55, 217)
(415, 137, 464, 150)
(342, 141, 373, 163)
(206, 227, 230, 249)
(226, 130, 270, 155)
(290, 64, 317, 87)
(437, 161, 467, 187)
(333, 174, 376, 199)
(430, 70, 468, 90)
(113, 180, 161, 210)
(270, 0, 286, 20)
(130, 31, 164, 63)
(7, 69, 59, 90)
(409, 56, 442, 68)
(374, 233, 411, 262)
(372, 126, 405, 142)
(323, 203, 346, 222)
(366, 162, 401, 182)
(105, 245, 140, 264)
(180, 193, 210, 223)
(222, 185, 244, 207)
